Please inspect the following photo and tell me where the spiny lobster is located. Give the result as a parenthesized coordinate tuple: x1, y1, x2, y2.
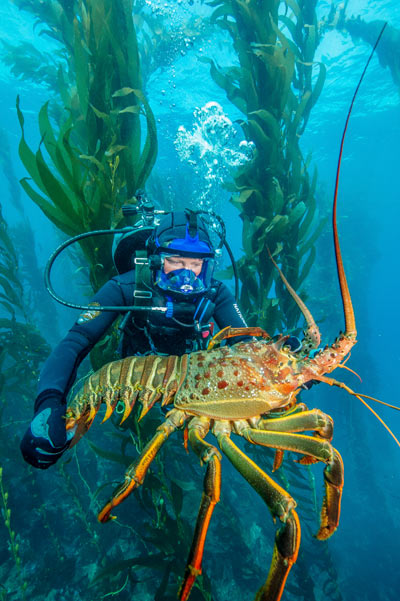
(65, 192, 363, 601)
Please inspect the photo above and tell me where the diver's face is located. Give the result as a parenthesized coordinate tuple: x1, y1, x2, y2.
(163, 255, 203, 277)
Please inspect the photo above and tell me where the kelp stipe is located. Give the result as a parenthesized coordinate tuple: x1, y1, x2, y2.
(0, 467, 28, 598)
(206, 0, 325, 333)
(15, 0, 157, 294)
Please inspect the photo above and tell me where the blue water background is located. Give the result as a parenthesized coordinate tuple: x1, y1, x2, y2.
(0, 0, 399, 599)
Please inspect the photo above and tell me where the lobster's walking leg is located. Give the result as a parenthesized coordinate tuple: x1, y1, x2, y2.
(179, 417, 221, 601)
(98, 409, 188, 523)
(239, 427, 344, 540)
(257, 408, 334, 440)
(214, 422, 300, 601)
(256, 408, 333, 470)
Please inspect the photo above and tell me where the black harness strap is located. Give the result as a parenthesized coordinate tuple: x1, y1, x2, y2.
(133, 250, 153, 307)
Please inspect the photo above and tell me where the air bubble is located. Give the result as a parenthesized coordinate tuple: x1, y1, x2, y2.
(174, 102, 254, 211)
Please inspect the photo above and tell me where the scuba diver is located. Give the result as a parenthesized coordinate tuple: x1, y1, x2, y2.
(20, 207, 252, 470)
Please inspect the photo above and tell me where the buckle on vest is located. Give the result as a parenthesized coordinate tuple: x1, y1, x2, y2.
(133, 290, 152, 299)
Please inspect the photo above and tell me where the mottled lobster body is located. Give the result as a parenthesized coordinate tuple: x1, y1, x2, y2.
(66, 331, 356, 441)
(65, 329, 355, 601)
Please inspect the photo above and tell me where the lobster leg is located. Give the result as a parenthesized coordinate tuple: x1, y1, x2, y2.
(213, 422, 300, 601)
(254, 408, 333, 470)
(98, 409, 188, 523)
(238, 427, 343, 540)
(257, 408, 334, 440)
(179, 416, 221, 601)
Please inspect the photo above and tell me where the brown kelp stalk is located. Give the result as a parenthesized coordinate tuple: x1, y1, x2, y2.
(15, 0, 157, 293)
(207, 0, 326, 332)
(0, 467, 28, 597)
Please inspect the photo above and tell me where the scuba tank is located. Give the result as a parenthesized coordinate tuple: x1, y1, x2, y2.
(112, 199, 163, 275)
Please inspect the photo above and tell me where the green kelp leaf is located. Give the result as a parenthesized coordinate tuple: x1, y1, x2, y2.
(215, 265, 234, 280)
(89, 103, 110, 122)
(73, 18, 89, 117)
(170, 480, 183, 517)
(299, 217, 328, 258)
(291, 89, 311, 133)
(239, 264, 259, 303)
(16, 97, 49, 197)
(260, 297, 283, 334)
(79, 154, 106, 173)
(61, 125, 86, 192)
(88, 440, 134, 466)
(0, 265, 21, 289)
(278, 15, 298, 42)
(207, 0, 225, 7)
(0, 318, 15, 329)
(35, 144, 79, 224)
(239, 66, 258, 110)
(91, 554, 166, 584)
(0, 292, 19, 309)
(38, 103, 82, 200)
(136, 92, 158, 188)
(241, 218, 253, 256)
(142, 529, 176, 555)
(270, 178, 285, 214)
(285, 0, 301, 18)
(251, 215, 289, 259)
(288, 201, 306, 225)
(309, 61, 326, 110)
(305, 24, 317, 62)
(296, 62, 326, 135)
(199, 57, 247, 114)
(298, 188, 316, 242)
(0, 300, 15, 316)
(112, 86, 136, 97)
(235, 188, 256, 204)
(169, 475, 197, 493)
(118, 105, 141, 114)
(0, 277, 22, 308)
(19, 178, 79, 236)
(249, 109, 281, 143)
(246, 119, 274, 160)
(299, 247, 316, 284)
(266, 214, 289, 235)
(105, 145, 128, 156)
(209, 3, 235, 25)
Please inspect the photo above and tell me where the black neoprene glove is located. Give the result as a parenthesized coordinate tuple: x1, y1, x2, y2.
(20, 390, 73, 469)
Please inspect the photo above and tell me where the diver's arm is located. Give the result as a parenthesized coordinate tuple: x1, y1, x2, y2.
(20, 276, 132, 470)
(37, 277, 128, 398)
(212, 282, 252, 344)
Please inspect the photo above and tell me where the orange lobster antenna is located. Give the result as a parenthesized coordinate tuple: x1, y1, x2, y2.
(332, 22, 387, 336)
(267, 247, 321, 349)
(336, 363, 362, 383)
(315, 375, 400, 449)
(349, 391, 400, 412)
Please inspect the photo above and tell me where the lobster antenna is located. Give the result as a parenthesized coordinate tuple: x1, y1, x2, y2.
(316, 375, 400, 448)
(333, 21, 387, 336)
(347, 389, 400, 448)
(336, 363, 362, 382)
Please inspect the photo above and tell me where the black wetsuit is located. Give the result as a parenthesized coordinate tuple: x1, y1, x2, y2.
(37, 270, 249, 400)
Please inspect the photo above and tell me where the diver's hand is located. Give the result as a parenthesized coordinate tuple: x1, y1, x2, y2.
(20, 390, 73, 469)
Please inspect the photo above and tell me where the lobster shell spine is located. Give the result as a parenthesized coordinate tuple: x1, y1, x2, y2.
(65, 354, 186, 444)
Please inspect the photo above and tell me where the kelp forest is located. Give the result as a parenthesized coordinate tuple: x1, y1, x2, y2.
(0, 1, 398, 600)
